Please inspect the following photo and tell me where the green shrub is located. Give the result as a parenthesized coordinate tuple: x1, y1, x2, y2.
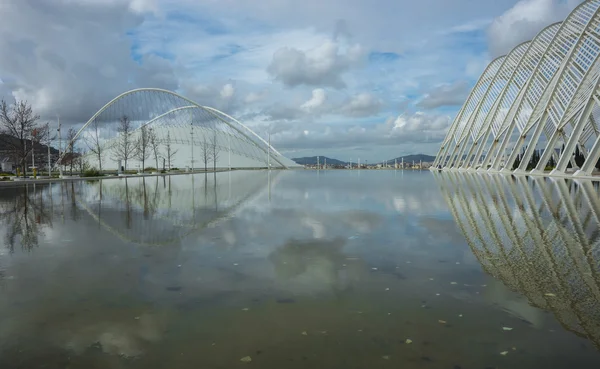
(82, 168, 102, 177)
(144, 167, 157, 172)
(171, 167, 179, 171)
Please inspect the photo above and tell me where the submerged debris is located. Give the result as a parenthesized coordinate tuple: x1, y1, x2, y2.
(405, 339, 413, 344)
(438, 320, 447, 324)
(500, 351, 509, 356)
(240, 356, 252, 362)
(242, 308, 249, 311)
(301, 331, 308, 336)
(382, 355, 390, 360)
(502, 327, 513, 331)
(450, 282, 458, 285)
(545, 293, 557, 297)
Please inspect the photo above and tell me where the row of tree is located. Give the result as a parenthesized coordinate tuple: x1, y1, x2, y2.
(107, 115, 221, 173)
(1, 99, 225, 176)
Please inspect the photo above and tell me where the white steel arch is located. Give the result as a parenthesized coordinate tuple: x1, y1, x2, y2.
(434, 57, 506, 167)
(455, 41, 531, 170)
(58, 88, 295, 170)
(434, 0, 600, 179)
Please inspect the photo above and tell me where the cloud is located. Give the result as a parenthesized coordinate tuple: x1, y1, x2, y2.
(487, 0, 581, 57)
(339, 93, 382, 117)
(244, 91, 267, 104)
(416, 81, 470, 109)
(267, 40, 364, 89)
(301, 89, 327, 111)
(0, 0, 177, 125)
(250, 111, 451, 154)
(220, 83, 235, 99)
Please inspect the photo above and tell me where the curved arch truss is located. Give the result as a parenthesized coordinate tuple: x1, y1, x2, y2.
(58, 88, 297, 171)
(433, 0, 600, 178)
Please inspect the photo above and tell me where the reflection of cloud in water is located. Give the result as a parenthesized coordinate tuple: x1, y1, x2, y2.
(269, 237, 364, 295)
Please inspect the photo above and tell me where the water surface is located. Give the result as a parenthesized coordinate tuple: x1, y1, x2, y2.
(0, 170, 599, 368)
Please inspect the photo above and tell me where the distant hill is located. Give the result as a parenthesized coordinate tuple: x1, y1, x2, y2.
(384, 154, 436, 164)
(293, 154, 436, 166)
(0, 134, 60, 154)
(292, 156, 347, 166)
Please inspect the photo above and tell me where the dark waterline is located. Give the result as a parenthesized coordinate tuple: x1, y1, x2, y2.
(0, 170, 599, 368)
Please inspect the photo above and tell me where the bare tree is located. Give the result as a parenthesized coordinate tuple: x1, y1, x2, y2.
(112, 115, 135, 171)
(149, 127, 161, 171)
(65, 128, 78, 175)
(85, 118, 104, 172)
(210, 130, 221, 171)
(165, 131, 178, 171)
(201, 135, 212, 172)
(76, 148, 89, 174)
(30, 126, 48, 174)
(0, 100, 41, 177)
(136, 125, 151, 172)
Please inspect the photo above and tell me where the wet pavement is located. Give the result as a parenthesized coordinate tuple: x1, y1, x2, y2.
(0, 170, 599, 368)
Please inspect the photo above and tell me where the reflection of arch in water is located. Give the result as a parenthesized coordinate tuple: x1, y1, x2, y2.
(435, 172, 600, 348)
(75, 171, 283, 246)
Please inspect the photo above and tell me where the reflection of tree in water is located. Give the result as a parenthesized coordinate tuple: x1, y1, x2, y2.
(0, 185, 53, 252)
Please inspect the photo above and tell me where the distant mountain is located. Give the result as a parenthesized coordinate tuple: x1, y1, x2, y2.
(292, 156, 347, 166)
(0, 134, 59, 154)
(384, 154, 436, 164)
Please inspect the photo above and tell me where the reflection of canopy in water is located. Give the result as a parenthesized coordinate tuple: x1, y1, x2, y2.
(435, 172, 600, 348)
(75, 171, 282, 246)
(58, 88, 299, 169)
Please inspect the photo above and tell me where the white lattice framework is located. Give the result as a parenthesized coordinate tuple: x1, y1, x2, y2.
(58, 88, 297, 171)
(433, 0, 600, 178)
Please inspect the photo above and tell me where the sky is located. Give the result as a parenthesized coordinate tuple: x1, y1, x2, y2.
(0, 0, 584, 161)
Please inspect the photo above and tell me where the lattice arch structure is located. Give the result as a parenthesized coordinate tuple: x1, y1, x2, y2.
(433, 0, 600, 178)
(58, 88, 298, 171)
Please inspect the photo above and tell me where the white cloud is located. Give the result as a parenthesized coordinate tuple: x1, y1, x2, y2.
(0, 0, 177, 124)
(244, 91, 267, 104)
(267, 40, 364, 88)
(220, 83, 235, 99)
(487, 0, 581, 57)
(417, 81, 470, 110)
(339, 93, 382, 117)
(301, 89, 327, 111)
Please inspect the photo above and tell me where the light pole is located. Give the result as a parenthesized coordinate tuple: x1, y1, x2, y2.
(190, 120, 194, 173)
(47, 123, 51, 177)
(268, 131, 271, 170)
(57, 115, 63, 177)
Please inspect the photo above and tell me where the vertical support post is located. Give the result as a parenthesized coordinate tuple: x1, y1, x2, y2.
(577, 132, 600, 176)
(190, 112, 194, 173)
(532, 128, 560, 174)
(490, 120, 517, 170)
(47, 123, 51, 177)
(470, 125, 493, 169)
(552, 97, 596, 174)
(517, 113, 547, 173)
(228, 135, 231, 171)
(31, 130, 35, 179)
(57, 115, 63, 177)
(268, 131, 271, 170)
